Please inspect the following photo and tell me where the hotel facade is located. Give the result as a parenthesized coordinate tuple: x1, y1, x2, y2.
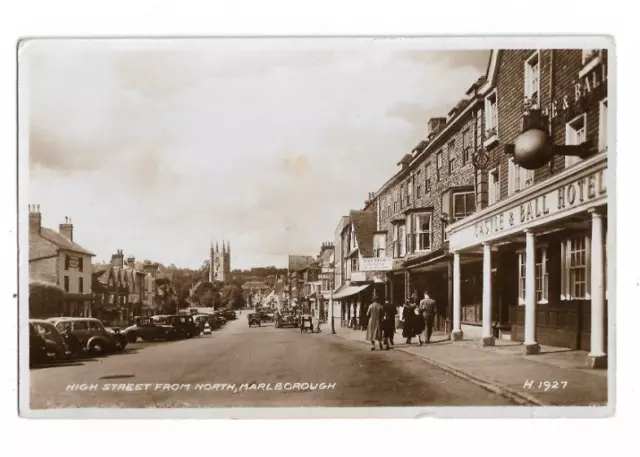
(329, 48, 610, 368)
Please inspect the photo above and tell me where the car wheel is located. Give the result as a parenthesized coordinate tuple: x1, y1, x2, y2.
(89, 340, 105, 355)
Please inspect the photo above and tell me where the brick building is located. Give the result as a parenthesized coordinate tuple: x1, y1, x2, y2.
(446, 49, 609, 368)
(372, 76, 486, 332)
(28, 205, 95, 317)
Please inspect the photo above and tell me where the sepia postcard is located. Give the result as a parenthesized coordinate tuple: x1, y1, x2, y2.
(18, 36, 615, 418)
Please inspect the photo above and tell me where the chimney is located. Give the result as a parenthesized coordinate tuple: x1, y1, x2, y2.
(59, 216, 74, 242)
(29, 204, 42, 236)
(126, 254, 136, 269)
(111, 249, 124, 267)
(427, 117, 447, 138)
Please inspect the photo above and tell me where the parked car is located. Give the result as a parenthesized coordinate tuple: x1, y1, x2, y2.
(248, 313, 261, 327)
(221, 309, 237, 321)
(48, 317, 119, 356)
(151, 314, 199, 339)
(30, 319, 70, 361)
(212, 312, 227, 327)
(122, 317, 178, 343)
(193, 314, 219, 333)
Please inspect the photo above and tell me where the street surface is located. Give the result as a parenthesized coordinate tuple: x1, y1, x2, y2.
(30, 316, 514, 408)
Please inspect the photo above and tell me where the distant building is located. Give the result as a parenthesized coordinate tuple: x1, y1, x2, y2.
(28, 205, 95, 317)
(209, 240, 231, 283)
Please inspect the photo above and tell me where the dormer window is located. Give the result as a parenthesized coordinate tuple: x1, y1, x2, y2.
(524, 51, 540, 108)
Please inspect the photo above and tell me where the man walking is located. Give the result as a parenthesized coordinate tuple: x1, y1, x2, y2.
(381, 300, 397, 350)
(419, 291, 437, 344)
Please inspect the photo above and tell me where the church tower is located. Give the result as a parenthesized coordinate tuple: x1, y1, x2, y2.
(210, 239, 231, 283)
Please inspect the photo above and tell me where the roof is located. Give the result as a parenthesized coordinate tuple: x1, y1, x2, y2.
(288, 255, 316, 272)
(40, 227, 95, 256)
(349, 210, 376, 258)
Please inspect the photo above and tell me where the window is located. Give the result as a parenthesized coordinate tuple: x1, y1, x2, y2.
(452, 191, 476, 221)
(350, 228, 357, 250)
(399, 184, 404, 209)
(412, 213, 432, 251)
(72, 321, 88, 330)
(447, 140, 455, 162)
(561, 236, 590, 300)
(462, 128, 471, 164)
(448, 156, 455, 175)
(518, 248, 549, 305)
(351, 257, 359, 273)
(64, 276, 69, 292)
(488, 167, 500, 205)
(79, 277, 84, 294)
(406, 180, 412, 206)
(425, 178, 431, 193)
(78, 257, 84, 272)
(88, 320, 103, 331)
(65, 255, 69, 270)
(565, 114, 587, 168)
(599, 99, 608, 152)
(436, 151, 443, 169)
(393, 224, 406, 257)
(524, 51, 540, 107)
(373, 234, 386, 258)
(416, 170, 422, 198)
(508, 157, 534, 195)
(484, 89, 499, 142)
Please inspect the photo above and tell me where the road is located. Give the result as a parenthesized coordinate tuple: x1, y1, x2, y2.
(30, 316, 514, 408)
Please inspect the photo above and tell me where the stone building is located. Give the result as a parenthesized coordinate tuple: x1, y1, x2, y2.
(28, 205, 95, 317)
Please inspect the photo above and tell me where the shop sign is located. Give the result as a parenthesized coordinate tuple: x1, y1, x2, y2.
(542, 62, 607, 122)
(472, 168, 606, 241)
(350, 271, 367, 282)
(360, 257, 393, 271)
(68, 256, 79, 268)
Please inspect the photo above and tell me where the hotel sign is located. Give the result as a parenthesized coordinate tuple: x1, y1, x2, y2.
(448, 159, 607, 251)
(360, 257, 393, 272)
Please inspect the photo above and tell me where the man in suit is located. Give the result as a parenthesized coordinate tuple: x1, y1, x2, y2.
(419, 291, 437, 344)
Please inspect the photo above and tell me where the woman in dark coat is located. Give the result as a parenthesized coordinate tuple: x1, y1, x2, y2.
(402, 299, 416, 344)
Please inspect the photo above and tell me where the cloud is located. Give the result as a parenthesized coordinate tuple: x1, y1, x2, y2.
(23, 40, 488, 269)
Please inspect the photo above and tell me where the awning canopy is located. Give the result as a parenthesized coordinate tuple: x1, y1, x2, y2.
(332, 284, 370, 300)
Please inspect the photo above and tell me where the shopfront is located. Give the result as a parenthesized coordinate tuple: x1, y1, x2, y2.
(446, 153, 608, 367)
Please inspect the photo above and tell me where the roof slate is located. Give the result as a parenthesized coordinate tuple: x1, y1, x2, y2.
(40, 227, 95, 256)
(349, 210, 377, 258)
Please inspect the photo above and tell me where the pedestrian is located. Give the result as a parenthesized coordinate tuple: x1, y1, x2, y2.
(419, 290, 437, 344)
(402, 299, 416, 344)
(381, 300, 397, 350)
(365, 293, 384, 351)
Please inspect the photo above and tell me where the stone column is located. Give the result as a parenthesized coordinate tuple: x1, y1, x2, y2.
(482, 242, 495, 346)
(588, 208, 607, 368)
(451, 251, 463, 341)
(523, 230, 540, 355)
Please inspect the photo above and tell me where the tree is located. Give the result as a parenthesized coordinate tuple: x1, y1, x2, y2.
(220, 283, 245, 309)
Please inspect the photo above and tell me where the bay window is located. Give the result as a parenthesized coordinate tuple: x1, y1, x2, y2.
(453, 191, 476, 221)
(412, 213, 432, 251)
(599, 99, 608, 153)
(393, 224, 406, 258)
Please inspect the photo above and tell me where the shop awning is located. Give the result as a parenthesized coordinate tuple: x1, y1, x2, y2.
(332, 284, 370, 300)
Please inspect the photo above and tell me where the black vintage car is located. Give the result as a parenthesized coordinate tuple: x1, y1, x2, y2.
(151, 314, 199, 339)
(248, 313, 261, 327)
(275, 312, 298, 328)
(122, 317, 178, 343)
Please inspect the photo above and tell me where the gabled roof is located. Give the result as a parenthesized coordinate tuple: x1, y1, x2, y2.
(349, 210, 376, 258)
(40, 227, 95, 256)
(288, 255, 316, 272)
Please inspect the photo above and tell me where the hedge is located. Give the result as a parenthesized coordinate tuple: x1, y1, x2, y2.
(29, 280, 64, 319)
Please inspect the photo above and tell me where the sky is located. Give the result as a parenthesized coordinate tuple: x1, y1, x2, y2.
(22, 39, 489, 270)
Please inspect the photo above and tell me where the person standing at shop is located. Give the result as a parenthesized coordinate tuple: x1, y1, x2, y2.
(402, 293, 422, 345)
(419, 290, 437, 344)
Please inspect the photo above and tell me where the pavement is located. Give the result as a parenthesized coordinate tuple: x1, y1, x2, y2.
(331, 324, 608, 406)
(29, 316, 514, 409)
